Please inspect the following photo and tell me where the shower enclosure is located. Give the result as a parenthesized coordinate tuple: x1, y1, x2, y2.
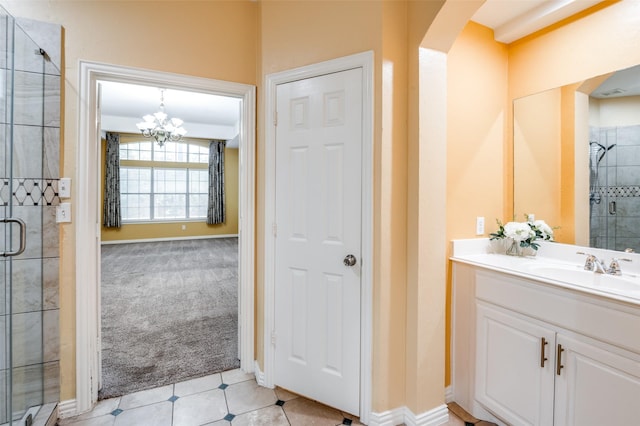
(0, 6, 61, 425)
(589, 124, 640, 251)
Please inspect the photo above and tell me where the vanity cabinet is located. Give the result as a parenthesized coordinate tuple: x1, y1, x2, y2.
(452, 262, 640, 426)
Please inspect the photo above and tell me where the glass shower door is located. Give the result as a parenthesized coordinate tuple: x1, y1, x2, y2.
(0, 6, 61, 425)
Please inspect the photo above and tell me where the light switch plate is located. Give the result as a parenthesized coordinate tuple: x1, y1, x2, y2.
(59, 177, 71, 198)
(56, 203, 71, 223)
(476, 216, 485, 235)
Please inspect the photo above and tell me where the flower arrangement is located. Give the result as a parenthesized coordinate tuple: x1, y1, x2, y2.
(490, 216, 555, 252)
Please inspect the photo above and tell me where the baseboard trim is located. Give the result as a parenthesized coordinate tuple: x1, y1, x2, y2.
(101, 234, 239, 245)
(254, 360, 267, 387)
(368, 407, 405, 426)
(370, 404, 449, 426)
(406, 404, 449, 426)
(445, 385, 454, 403)
(57, 399, 77, 419)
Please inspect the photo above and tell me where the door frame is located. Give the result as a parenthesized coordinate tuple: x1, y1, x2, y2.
(263, 51, 373, 423)
(76, 61, 256, 414)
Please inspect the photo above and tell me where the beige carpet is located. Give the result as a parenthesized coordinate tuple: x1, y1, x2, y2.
(99, 238, 240, 399)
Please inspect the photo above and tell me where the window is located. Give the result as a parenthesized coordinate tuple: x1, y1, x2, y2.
(119, 141, 152, 161)
(120, 167, 151, 220)
(188, 169, 209, 218)
(119, 140, 209, 222)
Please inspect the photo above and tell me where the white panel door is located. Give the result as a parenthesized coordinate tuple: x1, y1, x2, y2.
(274, 68, 362, 415)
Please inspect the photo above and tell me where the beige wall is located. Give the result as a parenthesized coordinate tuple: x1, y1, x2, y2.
(6, 0, 443, 412)
(559, 84, 578, 244)
(406, 0, 477, 413)
(509, 2, 640, 100)
(446, 21, 508, 243)
(595, 96, 640, 127)
(378, 0, 409, 411)
(2, 0, 479, 414)
(259, 0, 465, 413)
(9, 0, 640, 417)
(3, 0, 258, 401)
(513, 88, 562, 227)
(445, 21, 509, 385)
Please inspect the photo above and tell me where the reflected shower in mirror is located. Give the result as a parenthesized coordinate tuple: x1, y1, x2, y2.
(514, 64, 640, 252)
(588, 65, 640, 251)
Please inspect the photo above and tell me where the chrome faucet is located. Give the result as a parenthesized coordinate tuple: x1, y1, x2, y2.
(577, 252, 632, 275)
(607, 258, 632, 276)
(584, 254, 607, 273)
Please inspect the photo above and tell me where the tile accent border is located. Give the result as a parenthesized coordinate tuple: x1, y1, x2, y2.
(0, 178, 60, 206)
(369, 404, 449, 426)
(595, 185, 640, 197)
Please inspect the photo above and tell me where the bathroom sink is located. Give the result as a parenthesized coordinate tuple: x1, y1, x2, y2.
(524, 263, 640, 296)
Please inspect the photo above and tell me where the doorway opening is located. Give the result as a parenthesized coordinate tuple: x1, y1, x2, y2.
(76, 62, 255, 413)
(97, 82, 244, 398)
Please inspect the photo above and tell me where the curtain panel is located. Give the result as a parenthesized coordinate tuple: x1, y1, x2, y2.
(207, 139, 226, 225)
(103, 132, 121, 228)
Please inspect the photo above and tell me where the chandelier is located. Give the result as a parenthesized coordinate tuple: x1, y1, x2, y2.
(136, 88, 187, 147)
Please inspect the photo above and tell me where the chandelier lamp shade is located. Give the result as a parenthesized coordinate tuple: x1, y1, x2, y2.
(136, 88, 187, 147)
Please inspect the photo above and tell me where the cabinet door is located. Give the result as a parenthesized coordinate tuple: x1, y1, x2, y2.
(476, 303, 555, 426)
(554, 334, 640, 425)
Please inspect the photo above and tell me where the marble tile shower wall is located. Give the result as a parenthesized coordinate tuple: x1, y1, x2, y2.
(590, 124, 640, 251)
(0, 14, 61, 422)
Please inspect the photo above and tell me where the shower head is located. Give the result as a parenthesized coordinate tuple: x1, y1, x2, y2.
(589, 141, 615, 166)
(590, 141, 604, 167)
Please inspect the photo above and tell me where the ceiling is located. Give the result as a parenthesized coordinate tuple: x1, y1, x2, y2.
(471, 0, 602, 44)
(472, 0, 640, 98)
(100, 81, 242, 147)
(586, 64, 640, 99)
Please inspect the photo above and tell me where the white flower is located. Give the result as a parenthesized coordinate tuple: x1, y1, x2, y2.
(503, 221, 535, 242)
(533, 220, 554, 240)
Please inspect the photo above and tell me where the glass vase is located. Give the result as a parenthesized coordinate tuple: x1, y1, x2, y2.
(506, 239, 523, 256)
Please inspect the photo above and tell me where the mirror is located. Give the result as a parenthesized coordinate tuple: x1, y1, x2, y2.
(514, 64, 640, 251)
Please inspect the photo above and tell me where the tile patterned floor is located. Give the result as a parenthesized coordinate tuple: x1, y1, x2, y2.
(59, 369, 464, 426)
